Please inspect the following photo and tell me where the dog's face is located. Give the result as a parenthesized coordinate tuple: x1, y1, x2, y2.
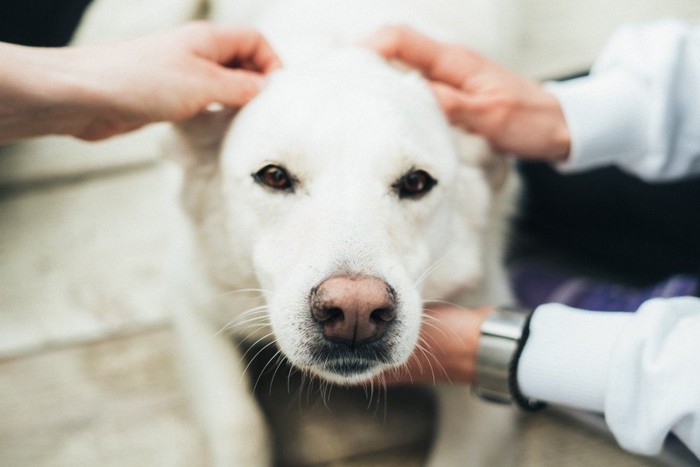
(176, 49, 499, 384)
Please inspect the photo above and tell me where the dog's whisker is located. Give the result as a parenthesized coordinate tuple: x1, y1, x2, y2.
(375, 381, 381, 414)
(366, 380, 374, 402)
(301, 372, 310, 406)
(235, 308, 271, 320)
(327, 382, 335, 406)
(410, 340, 428, 378)
(302, 373, 313, 409)
(421, 312, 467, 349)
(217, 319, 270, 340)
(306, 372, 317, 406)
(327, 382, 335, 407)
(229, 313, 270, 327)
(414, 255, 447, 288)
(236, 327, 275, 347)
(240, 332, 277, 362)
(422, 298, 470, 311)
(212, 287, 272, 301)
(417, 321, 451, 355)
(253, 347, 283, 394)
(286, 364, 296, 395)
(400, 363, 414, 384)
(390, 362, 411, 385)
(366, 379, 375, 410)
(269, 353, 288, 396)
(318, 380, 326, 407)
(233, 304, 271, 320)
(233, 320, 271, 334)
(242, 338, 279, 380)
(215, 305, 271, 335)
(382, 375, 389, 422)
(220, 313, 269, 331)
(371, 374, 388, 421)
(227, 314, 271, 330)
(413, 252, 452, 288)
(416, 336, 451, 384)
(317, 381, 323, 407)
(413, 340, 437, 384)
(320, 380, 334, 410)
(416, 335, 451, 385)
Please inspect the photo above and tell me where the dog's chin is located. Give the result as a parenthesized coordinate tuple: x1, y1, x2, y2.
(308, 359, 390, 386)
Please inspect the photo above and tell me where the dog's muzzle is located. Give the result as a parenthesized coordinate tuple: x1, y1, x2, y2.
(308, 275, 397, 377)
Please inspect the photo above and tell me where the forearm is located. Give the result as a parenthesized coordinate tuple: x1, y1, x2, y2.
(0, 24, 280, 144)
(0, 42, 109, 143)
(517, 298, 700, 458)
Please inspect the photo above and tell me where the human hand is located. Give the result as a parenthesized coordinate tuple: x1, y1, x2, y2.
(365, 25, 571, 161)
(0, 22, 281, 142)
(378, 304, 492, 385)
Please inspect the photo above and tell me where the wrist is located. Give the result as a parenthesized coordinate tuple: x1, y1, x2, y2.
(472, 305, 545, 410)
(446, 305, 491, 384)
(422, 305, 491, 384)
(544, 92, 571, 161)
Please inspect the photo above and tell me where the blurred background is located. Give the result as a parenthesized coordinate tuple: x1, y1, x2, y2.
(1, 1, 699, 466)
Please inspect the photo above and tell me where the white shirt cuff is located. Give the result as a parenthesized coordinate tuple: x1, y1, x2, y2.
(517, 304, 633, 412)
(545, 73, 650, 174)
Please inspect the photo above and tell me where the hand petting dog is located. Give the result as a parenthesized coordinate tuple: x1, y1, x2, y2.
(0, 22, 281, 143)
(365, 25, 571, 161)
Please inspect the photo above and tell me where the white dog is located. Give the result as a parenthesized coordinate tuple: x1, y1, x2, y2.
(168, 1, 517, 465)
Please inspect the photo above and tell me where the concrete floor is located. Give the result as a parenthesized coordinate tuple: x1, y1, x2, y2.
(1, 323, 690, 466)
(2, 0, 700, 466)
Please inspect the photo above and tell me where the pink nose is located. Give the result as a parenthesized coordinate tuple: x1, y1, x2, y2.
(310, 276, 397, 345)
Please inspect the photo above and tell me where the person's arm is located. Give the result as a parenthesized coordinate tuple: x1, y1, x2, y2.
(386, 299, 700, 459)
(379, 304, 492, 384)
(519, 298, 700, 458)
(364, 25, 571, 161)
(547, 19, 700, 181)
(366, 21, 700, 181)
(0, 22, 281, 144)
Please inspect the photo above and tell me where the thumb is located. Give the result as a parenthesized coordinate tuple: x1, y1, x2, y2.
(430, 81, 479, 131)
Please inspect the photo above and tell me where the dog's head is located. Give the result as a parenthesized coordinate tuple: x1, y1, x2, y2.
(171, 48, 509, 384)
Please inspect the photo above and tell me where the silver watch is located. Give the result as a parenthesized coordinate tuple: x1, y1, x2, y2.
(472, 306, 530, 405)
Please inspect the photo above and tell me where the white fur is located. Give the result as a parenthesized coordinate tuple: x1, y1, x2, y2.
(168, 2, 517, 465)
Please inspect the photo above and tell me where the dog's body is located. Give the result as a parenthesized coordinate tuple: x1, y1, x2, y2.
(168, 1, 517, 465)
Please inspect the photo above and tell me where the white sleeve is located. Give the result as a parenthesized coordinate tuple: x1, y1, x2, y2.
(545, 19, 700, 182)
(517, 297, 700, 458)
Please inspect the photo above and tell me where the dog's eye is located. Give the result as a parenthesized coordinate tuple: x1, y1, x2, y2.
(393, 169, 437, 199)
(253, 164, 294, 192)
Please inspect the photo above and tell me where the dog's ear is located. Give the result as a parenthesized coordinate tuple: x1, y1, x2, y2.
(452, 129, 510, 192)
(165, 107, 237, 170)
(478, 149, 511, 193)
(165, 107, 237, 226)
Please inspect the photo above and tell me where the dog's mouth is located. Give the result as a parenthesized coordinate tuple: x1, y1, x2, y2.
(320, 358, 377, 377)
(306, 339, 395, 382)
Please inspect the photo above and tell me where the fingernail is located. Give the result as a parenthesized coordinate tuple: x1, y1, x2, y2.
(206, 102, 225, 112)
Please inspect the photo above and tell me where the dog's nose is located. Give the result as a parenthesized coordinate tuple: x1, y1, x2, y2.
(310, 276, 397, 345)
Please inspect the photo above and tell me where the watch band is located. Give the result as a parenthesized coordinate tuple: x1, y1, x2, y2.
(473, 305, 545, 411)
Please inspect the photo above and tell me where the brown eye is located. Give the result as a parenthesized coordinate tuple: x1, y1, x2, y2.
(253, 164, 294, 192)
(394, 169, 437, 199)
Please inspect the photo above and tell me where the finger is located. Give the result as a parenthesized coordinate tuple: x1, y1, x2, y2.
(209, 25, 282, 73)
(363, 25, 442, 72)
(430, 81, 480, 130)
(212, 69, 266, 108)
(364, 25, 482, 88)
